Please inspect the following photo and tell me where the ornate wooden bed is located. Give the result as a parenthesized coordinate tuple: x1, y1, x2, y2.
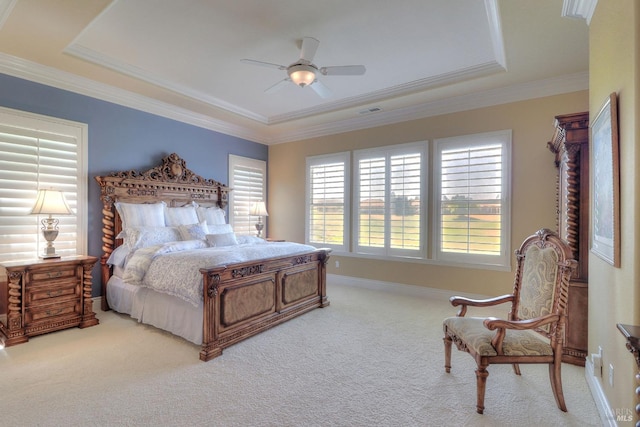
(95, 153, 330, 361)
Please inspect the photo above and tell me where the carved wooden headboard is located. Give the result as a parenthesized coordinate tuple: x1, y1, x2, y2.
(95, 153, 231, 290)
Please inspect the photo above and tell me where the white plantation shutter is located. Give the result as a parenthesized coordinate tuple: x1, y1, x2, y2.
(390, 152, 422, 251)
(306, 152, 349, 252)
(354, 142, 426, 256)
(435, 130, 511, 267)
(357, 156, 385, 250)
(229, 155, 266, 236)
(0, 108, 87, 263)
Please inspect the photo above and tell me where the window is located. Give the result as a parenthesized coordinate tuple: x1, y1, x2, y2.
(0, 107, 88, 263)
(304, 131, 511, 269)
(228, 155, 267, 236)
(434, 130, 511, 267)
(354, 142, 426, 257)
(306, 152, 349, 252)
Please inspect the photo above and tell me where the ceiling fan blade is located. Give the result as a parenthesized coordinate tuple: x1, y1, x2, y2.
(310, 79, 332, 98)
(241, 59, 287, 70)
(299, 37, 320, 63)
(319, 65, 366, 76)
(265, 78, 290, 94)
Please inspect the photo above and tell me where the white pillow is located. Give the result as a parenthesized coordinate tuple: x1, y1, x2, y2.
(177, 222, 209, 241)
(124, 226, 182, 251)
(236, 235, 267, 245)
(115, 202, 165, 228)
(196, 206, 226, 225)
(165, 204, 199, 226)
(106, 245, 131, 267)
(207, 223, 233, 235)
(206, 232, 238, 247)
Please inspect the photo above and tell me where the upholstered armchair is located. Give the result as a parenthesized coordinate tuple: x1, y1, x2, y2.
(442, 228, 577, 414)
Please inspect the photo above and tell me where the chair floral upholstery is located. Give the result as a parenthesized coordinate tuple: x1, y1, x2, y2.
(442, 229, 576, 414)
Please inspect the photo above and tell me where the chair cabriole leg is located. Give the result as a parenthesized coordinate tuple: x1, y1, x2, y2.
(475, 365, 489, 414)
(444, 334, 452, 373)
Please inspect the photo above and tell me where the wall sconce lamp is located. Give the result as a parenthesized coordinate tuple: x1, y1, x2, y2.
(249, 201, 269, 238)
(30, 189, 73, 258)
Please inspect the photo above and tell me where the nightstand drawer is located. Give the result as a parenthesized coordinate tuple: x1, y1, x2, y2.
(25, 299, 81, 324)
(28, 266, 78, 284)
(25, 282, 81, 306)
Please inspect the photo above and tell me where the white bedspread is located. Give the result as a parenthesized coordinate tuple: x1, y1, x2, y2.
(122, 239, 317, 307)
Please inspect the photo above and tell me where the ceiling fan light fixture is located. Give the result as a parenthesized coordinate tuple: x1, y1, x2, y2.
(288, 64, 317, 87)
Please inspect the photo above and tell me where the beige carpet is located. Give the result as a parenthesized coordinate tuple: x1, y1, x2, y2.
(1, 281, 600, 426)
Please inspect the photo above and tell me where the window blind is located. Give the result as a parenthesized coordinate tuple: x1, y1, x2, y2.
(354, 142, 425, 257)
(306, 152, 349, 252)
(0, 110, 86, 263)
(435, 129, 512, 268)
(229, 155, 266, 236)
(439, 144, 503, 256)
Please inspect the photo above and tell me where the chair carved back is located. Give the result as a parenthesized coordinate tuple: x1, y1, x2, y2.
(509, 229, 575, 342)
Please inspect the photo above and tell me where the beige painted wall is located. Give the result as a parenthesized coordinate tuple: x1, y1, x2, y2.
(588, 0, 639, 420)
(269, 91, 588, 297)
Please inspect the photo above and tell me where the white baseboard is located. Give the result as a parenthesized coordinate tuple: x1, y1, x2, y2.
(327, 273, 489, 301)
(585, 357, 617, 426)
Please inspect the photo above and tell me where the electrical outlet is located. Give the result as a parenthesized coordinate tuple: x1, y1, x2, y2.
(609, 364, 614, 387)
(335, 260, 340, 268)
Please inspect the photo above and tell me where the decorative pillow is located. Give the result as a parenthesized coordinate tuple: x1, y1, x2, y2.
(106, 244, 131, 267)
(124, 226, 182, 251)
(177, 222, 209, 241)
(115, 202, 165, 228)
(165, 203, 199, 226)
(236, 235, 267, 245)
(206, 232, 239, 247)
(207, 223, 234, 235)
(196, 205, 226, 225)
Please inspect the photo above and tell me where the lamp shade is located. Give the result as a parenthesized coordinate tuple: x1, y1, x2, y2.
(249, 201, 269, 217)
(30, 189, 73, 215)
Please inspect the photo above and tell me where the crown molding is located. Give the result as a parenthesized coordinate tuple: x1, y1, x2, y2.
(0, 52, 588, 146)
(64, 44, 269, 124)
(267, 71, 589, 144)
(562, 0, 598, 25)
(0, 52, 265, 143)
(267, 61, 505, 124)
(66, 41, 506, 126)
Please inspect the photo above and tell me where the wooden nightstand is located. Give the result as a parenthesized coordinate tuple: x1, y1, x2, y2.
(0, 255, 99, 347)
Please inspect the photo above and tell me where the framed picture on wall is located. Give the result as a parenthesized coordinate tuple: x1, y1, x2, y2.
(590, 92, 620, 267)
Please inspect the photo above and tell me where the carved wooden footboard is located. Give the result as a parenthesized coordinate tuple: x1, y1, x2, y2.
(200, 249, 330, 361)
(95, 153, 330, 361)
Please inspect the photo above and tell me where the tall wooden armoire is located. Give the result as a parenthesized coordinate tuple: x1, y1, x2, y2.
(547, 111, 589, 366)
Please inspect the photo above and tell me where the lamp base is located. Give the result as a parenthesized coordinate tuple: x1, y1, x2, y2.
(40, 253, 61, 259)
(254, 222, 265, 238)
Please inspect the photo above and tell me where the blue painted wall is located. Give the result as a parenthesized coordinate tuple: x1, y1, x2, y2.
(0, 73, 267, 296)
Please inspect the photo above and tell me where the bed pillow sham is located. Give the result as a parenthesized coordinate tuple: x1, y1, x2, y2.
(206, 232, 239, 247)
(177, 222, 209, 241)
(196, 205, 226, 225)
(165, 203, 199, 226)
(115, 202, 166, 228)
(124, 226, 182, 251)
(207, 223, 233, 235)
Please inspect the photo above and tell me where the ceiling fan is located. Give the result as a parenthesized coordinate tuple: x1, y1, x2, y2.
(241, 37, 366, 98)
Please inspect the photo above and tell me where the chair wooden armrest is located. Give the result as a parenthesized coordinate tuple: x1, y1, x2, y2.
(483, 314, 560, 353)
(449, 294, 514, 317)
